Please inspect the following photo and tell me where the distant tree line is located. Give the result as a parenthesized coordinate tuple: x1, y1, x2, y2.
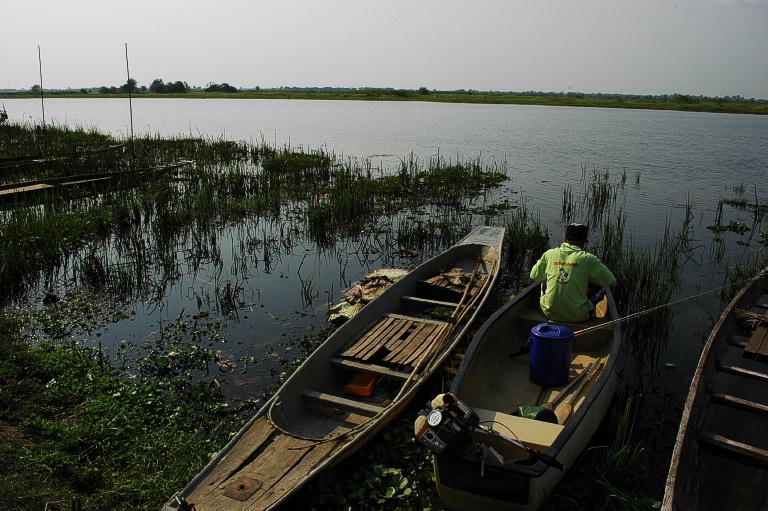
(87, 79, 240, 94)
(15, 83, 766, 105)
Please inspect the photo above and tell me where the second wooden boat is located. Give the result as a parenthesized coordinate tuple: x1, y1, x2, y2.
(163, 225, 505, 511)
(417, 280, 620, 511)
(663, 267, 768, 511)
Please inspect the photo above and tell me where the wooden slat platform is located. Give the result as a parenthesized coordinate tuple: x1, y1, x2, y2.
(338, 314, 449, 367)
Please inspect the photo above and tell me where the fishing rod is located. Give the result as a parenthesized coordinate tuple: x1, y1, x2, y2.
(575, 274, 760, 337)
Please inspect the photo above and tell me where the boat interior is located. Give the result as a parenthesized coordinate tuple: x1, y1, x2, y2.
(269, 257, 495, 438)
(458, 289, 615, 457)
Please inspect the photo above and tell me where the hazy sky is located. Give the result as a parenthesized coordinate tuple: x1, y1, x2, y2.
(4, 0, 767, 99)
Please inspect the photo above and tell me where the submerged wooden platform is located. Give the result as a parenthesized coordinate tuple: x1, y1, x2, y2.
(0, 161, 192, 205)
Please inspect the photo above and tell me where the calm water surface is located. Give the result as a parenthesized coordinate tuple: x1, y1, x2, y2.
(4, 97, 767, 497)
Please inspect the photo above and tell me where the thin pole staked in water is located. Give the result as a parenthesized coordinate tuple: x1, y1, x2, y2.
(37, 45, 45, 129)
(124, 43, 135, 168)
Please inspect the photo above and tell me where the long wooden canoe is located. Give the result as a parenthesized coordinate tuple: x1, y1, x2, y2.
(163, 225, 505, 511)
(431, 281, 620, 511)
(662, 267, 768, 511)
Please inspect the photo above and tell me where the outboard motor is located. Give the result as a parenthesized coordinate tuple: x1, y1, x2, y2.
(415, 392, 564, 473)
(414, 392, 481, 457)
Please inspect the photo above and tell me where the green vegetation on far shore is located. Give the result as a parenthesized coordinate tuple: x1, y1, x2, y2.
(2, 88, 766, 115)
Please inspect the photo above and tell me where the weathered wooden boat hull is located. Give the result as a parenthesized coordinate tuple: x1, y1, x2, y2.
(163, 225, 505, 511)
(662, 268, 768, 511)
(434, 281, 620, 511)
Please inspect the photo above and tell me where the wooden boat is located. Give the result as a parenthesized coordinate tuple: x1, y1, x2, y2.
(424, 281, 620, 511)
(163, 225, 505, 511)
(662, 267, 768, 511)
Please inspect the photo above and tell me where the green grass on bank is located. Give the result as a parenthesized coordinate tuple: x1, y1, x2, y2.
(0, 313, 239, 511)
(2, 89, 766, 115)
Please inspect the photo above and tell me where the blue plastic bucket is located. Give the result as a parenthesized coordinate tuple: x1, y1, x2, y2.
(529, 323, 573, 387)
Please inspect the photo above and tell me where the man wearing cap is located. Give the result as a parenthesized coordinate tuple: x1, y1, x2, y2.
(529, 223, 616, 322)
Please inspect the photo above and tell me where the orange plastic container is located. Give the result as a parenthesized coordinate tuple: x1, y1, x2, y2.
(344, 373, 376, 397)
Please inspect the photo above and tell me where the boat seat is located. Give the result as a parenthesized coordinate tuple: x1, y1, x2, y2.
(402, 295, 460, 308)
(329, 357, 410, 381)
(301, 390, 382, 417)
(472, 407, 563, 453)
(338, 314, 449, 367)
(718, 362, 768, 383)
(698, 431, 768, 464)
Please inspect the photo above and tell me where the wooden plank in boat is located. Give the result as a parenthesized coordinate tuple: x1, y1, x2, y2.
(357, 318, 414, 361)
(398, 323, 451, 366)
(745, 325, 768, 356)
(255, 437, 344, 509)
(189, 416, 276, 491)
(699, 431, 768, 464)
(220, 434, 313, 507)
(339, 316, 404, 360)
(340, 314, 448, 365)
(710, 393, 768, 416)
(329, 357, 410, 381)
(337, 318, 384, 357)
(184, 418, 308, 509)
(402, 295, 460, 307)
(384, 321, 443, 365)
(383, 312, 448, 324)
(718, 363, 768, 383)
(418, 274, 487, 299)
(302, 390, 382, 416)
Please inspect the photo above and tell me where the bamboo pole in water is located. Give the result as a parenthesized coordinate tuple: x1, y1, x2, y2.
(37, 45, 45, 127)
(125, 43, 135, 168)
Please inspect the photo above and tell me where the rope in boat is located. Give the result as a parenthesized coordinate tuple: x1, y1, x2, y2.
(266, 398, 382, 447)
(575, 272, 764, 336)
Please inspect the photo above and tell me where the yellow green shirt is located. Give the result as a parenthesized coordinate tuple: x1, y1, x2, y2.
(530, 243, 615, 322)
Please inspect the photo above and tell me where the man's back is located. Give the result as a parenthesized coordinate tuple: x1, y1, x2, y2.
(530, 242, 615, 322)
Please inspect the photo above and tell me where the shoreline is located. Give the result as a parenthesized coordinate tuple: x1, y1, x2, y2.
(2, 90, 766, 115)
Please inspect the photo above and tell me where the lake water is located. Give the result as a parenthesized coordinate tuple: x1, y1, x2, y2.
(3, 97, 768, 497)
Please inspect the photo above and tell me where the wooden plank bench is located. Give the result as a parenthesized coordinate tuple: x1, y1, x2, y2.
(329, 357, 410, 381)
(717, 363, 768, 383)
(301, 390, 382, 417)
(401, 295, 460, 308)
(710, 393, 768, 417)
(698, 431, 768, 464)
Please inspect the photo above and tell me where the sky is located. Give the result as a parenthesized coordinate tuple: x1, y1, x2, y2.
(3, 0, 767, 99)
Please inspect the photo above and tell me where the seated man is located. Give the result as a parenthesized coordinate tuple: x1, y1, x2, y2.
(529, 223, 616, 322)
